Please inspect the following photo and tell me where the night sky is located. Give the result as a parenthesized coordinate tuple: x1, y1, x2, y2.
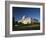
(12, 7, 40, 21)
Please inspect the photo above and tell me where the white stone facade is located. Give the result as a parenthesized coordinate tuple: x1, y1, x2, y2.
(18, 16, 32, 24)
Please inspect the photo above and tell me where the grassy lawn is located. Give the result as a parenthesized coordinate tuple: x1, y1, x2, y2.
(12, 22, 40, 31)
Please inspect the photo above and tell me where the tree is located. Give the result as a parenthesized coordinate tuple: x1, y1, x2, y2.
(13, 17, 15, 25)
(15, 21, 18, 24)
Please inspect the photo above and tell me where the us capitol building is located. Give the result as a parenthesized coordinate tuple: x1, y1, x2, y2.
(17, 16, 39, 24)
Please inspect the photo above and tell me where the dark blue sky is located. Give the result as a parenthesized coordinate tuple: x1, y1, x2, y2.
(13, 7, 40, 20)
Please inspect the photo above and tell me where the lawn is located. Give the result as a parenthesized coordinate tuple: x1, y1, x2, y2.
(12, 22, 40, 31)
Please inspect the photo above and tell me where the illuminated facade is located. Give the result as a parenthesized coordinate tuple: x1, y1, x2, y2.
(18, 16, 32, 24)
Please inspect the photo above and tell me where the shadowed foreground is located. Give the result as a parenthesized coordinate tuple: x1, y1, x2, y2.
(12, 24, 40, 31)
